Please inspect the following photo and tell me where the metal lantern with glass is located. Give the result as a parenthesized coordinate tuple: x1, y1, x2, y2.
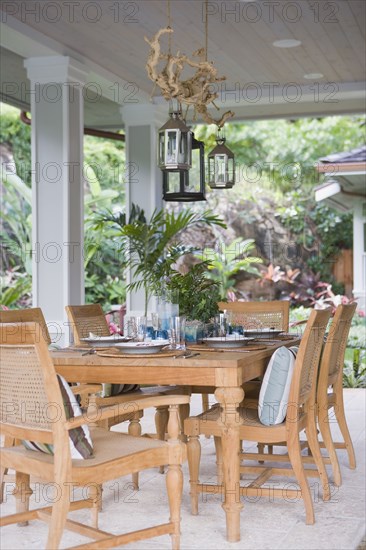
(163, 134, 206, 202)
(145, 0, 235, 201)
(208, 129, 236, 189)
(158, 108, 192, 171)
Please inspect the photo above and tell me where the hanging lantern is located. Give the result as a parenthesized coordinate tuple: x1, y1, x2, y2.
(208, 130, 235, 189)
(158, 110, 192, 171)
(163, 135, 206, 202)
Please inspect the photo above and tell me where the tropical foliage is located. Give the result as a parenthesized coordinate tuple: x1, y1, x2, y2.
(93, 205, 226, 316)
(197, 237, 262, 299)
(164, 261, 221, 323)
(0, 103, 126, 309)
(195, 115, 365, 284)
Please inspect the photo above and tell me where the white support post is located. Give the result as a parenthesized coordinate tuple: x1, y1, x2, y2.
(120, 103, 167, 317)
(352, 203, 366, 312)
(24, 56, 88, 345)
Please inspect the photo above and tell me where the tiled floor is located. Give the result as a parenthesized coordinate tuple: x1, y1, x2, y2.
(1, 389, 365, 550)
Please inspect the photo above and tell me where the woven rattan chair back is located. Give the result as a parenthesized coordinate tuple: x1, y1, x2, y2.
(218, 300, 290, 331)
(288, 308, 331, 412)
(315, 303, 357, 485)
(65, 304, 110, 345)
(0, 322, 66, 445)
(0, 308, 51, 346)
(320, 303, 357, 387)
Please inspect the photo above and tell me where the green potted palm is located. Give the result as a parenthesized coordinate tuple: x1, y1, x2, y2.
(94, 204, 225, 317)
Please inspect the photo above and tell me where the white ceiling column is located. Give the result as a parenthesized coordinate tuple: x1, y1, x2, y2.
(121, 103, 167, 316)
(353, 203, 366, 312)
(24, 56, 88, 345)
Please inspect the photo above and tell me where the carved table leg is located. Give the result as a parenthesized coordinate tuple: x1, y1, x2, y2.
(215, 386, 244, 543)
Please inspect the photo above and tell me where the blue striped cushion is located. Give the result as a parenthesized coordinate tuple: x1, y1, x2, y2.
(258, 346, 298, 426)
(22, 375, 94, 459)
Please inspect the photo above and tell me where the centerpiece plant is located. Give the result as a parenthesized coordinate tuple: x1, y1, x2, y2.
(164, 261, 221, 324)
(94, 204, 226, 317)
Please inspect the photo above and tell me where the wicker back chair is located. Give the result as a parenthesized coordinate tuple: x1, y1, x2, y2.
(316, 303, 357, 485)
(65, 304, 187, 476)
(0, 307, 51, 345)
(184, 308, 331, 525)
(217, 300, 290, 331)
(0, 322, 187, 550)
(65, 304, 110, 345)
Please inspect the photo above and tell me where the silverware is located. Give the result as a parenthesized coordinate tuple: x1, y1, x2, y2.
(173, 351, 200, 359)
(81, 349, 97, 356)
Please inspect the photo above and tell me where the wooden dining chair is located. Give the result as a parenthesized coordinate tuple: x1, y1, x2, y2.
(0, 308, 103, 502)
(196, 300, 291, 413)
(65, 305, 188, 463)
(0, 307, 185, 492)
(184, 308, 332, 525)
(0, 307, 51, 344)
(315, 303, 357, 485)
(218, 300, 290, 331)
(243, 303, 357, 486)
(0, 322, 187, 550)
(65, 304, 111, 344)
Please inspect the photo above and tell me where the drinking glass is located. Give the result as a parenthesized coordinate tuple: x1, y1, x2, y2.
(214, 313, 227, 337)
(169, 316, 186, 350)
(135, 316, 147, 341)
(127, 316, 147, 341)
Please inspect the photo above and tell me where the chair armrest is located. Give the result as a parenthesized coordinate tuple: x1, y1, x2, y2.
(65, 394, 190, 430)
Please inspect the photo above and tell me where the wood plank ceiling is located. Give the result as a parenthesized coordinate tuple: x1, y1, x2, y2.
(1, 0, 365, 127)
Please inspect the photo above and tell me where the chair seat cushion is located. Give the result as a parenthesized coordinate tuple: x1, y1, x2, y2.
(22, 375, 94, 459)
(258, 346, 298, 426)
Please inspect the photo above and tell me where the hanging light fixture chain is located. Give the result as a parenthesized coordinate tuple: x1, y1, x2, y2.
(205, 0, 208, 62)
(167, 0, 172, 56)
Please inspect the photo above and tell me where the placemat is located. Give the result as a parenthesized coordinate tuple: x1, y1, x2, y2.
(187, 344, 267, 353)
(252, 335, 299, 342)
(96, 348, 178, 359)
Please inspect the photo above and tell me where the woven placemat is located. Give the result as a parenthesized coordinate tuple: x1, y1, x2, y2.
(252, 335, 299, 342)
(187, 344, 267, 353)
(96, 347, 178, 359)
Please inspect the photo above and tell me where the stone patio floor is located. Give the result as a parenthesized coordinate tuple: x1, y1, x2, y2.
(1, 389, 365, 550)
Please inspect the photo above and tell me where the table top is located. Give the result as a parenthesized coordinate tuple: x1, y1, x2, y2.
(52, 338, 299, 387)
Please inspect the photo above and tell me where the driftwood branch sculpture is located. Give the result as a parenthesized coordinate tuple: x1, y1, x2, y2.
(145, 27, 234, 128)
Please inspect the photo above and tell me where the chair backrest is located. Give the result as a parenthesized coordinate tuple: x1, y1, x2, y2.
(318, 303, 357, 393)
(287, 308, 331, 416)
(65, 304, 110, 345)
(0, 307, 51, 345)
(217, 301, 290, 331)
(0, 322, 68, 449)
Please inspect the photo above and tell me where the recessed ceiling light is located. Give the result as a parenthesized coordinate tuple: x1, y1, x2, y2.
(273, 39, 302, 48)
(304, 73, 324, 79)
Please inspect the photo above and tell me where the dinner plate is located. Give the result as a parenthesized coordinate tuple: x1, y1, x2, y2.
(203, 336, 255, 349)
(81, 335, 132, 347)
(114, 340, 170, 354)
(243, 329, 284, 339)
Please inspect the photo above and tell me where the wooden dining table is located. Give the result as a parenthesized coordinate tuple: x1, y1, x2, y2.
(52, 337, 299, 543)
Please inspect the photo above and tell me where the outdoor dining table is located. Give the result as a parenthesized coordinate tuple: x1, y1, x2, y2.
(52, 337, 299, 543)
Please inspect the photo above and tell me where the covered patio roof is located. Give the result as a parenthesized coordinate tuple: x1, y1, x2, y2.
(1, 0, 365, 128)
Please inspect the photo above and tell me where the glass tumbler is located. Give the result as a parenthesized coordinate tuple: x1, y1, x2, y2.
(169, 316, 186, 350)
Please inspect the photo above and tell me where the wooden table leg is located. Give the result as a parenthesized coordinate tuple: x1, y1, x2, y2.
(215, 387, 244, 543)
